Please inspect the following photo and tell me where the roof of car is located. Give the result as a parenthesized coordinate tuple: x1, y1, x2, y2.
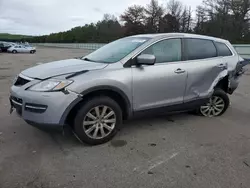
(131, 33, 228, 43)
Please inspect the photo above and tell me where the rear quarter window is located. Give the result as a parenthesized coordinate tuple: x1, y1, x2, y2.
(215, 42, 232, 56)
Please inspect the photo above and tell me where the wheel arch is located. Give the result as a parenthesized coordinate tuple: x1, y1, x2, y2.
(214, 75, 229, 92)
(62, 86, 132, 126)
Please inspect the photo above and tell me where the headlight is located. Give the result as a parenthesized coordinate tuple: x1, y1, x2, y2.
(13, 75, 18, 85)
(28, 79, 73, 92)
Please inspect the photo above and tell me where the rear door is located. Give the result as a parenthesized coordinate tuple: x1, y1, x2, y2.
(182, 38, 227, 102)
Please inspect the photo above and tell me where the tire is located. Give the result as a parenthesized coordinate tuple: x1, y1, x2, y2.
(12, 50, 17, 54)
(198, 89, 230, 117)
(74, 96, 122, 145)
(30, 50, 35, 54)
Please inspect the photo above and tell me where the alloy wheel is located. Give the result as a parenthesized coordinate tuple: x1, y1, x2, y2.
(83, 105, 116, 139)
(200, 96, 225, 117)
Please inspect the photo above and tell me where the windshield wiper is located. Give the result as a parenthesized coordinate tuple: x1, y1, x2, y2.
(82, 57, 109, 64)
(82, 57, 96, 62)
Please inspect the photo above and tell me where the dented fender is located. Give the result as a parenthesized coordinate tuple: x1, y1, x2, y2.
(227, 59, 248, 94)
(228, 75, 239, 94)
(208, 69, 228, 96)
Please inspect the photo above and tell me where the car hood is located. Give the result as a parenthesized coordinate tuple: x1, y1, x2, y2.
(21, 59, 108, 79)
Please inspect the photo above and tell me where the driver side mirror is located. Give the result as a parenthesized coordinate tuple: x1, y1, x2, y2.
(136, 54, 156, 65)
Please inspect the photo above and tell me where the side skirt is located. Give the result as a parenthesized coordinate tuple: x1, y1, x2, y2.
(132, 98, 209, 118)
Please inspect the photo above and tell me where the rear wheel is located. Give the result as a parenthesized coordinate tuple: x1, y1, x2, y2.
(74, 96, 122, 145)
(199, 89, 229, 117)
(12, 50, 17, 54)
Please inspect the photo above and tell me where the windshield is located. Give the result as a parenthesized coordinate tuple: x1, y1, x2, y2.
(83, 37, 150, 63)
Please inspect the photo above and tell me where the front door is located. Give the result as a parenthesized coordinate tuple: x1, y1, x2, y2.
(132, 38, 187, 111)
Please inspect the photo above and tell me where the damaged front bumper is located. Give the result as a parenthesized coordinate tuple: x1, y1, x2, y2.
(10, 85, 82, 129)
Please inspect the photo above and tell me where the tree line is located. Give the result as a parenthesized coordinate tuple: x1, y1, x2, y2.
(25, 0, 250, 44)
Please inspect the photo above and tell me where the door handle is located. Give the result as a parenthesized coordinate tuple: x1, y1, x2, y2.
(174, 68, 186, 74)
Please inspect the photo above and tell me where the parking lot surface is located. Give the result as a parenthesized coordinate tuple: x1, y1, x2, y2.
(0, 47, 250, 188)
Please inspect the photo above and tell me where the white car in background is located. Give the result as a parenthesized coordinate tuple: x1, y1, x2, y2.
(8, 45, 36, 54)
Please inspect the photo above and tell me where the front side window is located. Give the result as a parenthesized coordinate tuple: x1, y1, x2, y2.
(184, 38, 217, 60)
(84, 37, 150, 63)
(142, 39, 182, 63)
(215, 42, 232, 56)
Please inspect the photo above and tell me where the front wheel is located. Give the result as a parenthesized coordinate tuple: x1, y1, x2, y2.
(74, 96, 122, 145)
(30, 50, 35, 54)
(199, 89, 229, 117)
(12, 50, 17, 54)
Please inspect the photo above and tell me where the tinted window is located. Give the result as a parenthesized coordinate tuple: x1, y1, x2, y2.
(215, 42, 232, 56)
(184, 38, 217, 60)
(142, 39, 181, 63)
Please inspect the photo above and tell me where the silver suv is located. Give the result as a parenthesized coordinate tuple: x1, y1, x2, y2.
(10, 33, 246, 145)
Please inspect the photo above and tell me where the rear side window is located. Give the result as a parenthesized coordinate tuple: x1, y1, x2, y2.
(184, 38, 217, 60)
(215, 42, 232, 56)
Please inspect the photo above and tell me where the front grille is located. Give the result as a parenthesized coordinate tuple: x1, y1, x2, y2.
(14, 76, 30, 86)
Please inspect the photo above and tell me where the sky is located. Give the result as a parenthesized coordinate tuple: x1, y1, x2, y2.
(0, 0, 202, 36)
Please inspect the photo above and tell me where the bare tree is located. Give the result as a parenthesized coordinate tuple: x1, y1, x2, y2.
(120, 5, 145, 24)
(145, 0, 164, 32)
(179, 6, 192, 32)
(187, 6, 192, 31)
(159, 13, 180, 32)
(103, 14, 117, 22)
(195, 5, 207, 33)
(195, 0, 250, 41)
(167, 0, 183, 20)
(231, 0, 250, 38)
(120, 5, 146, 35)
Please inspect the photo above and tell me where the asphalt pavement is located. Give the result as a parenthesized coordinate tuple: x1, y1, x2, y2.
(0, 47, 250, 188)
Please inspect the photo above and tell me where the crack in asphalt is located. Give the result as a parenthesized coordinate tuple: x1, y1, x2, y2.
(243, 161, 250, 168)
